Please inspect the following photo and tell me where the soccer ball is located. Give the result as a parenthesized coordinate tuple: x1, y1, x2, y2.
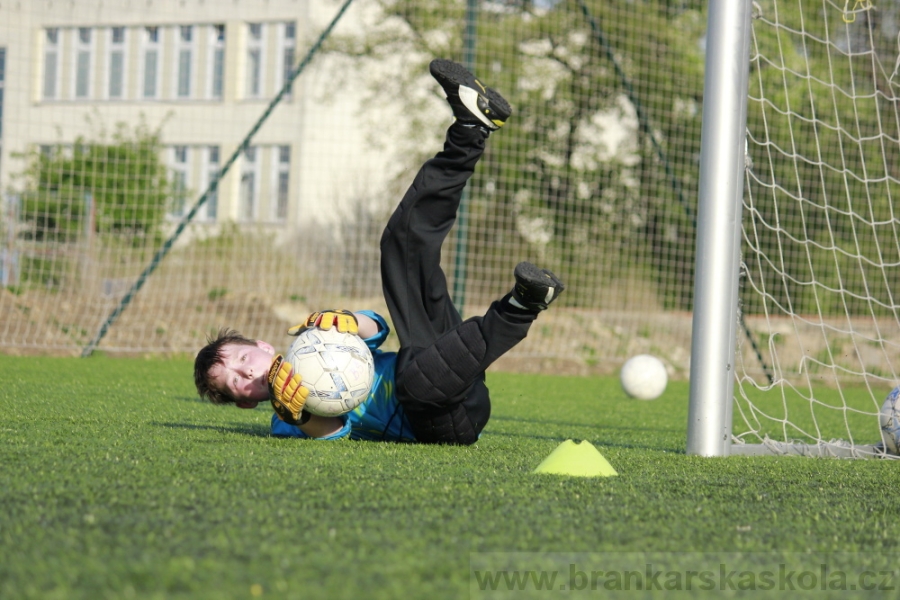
(285, 327, 375, 417)
(879, 386, 900, 455)
(620, 354, 668, 400)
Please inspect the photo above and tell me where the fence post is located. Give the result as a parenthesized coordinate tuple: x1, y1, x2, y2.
(451, 0, 479, 316)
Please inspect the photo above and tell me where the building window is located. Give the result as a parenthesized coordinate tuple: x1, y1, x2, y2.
(209, 24, 225, 100)
(142, 26, 161, 99)
(0, 48, 5, 141)
(176, 25, 193, 99)
(275, 145, 290, 220)
(43, 28, 60, 100)
(280, 22, 296, 96)
(0, 47, 4, 179)
(246, 23, 263, 98)
(240, 145, 258, 221)
(204, 145, 220, 221)
(74, 27, 93, 99)
(170, 145, 190, 217)
(108, 27, 126, 99)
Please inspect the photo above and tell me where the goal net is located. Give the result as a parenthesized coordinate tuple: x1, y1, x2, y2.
(734, 0, 899, 457)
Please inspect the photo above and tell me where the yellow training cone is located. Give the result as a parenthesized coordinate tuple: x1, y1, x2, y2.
(533, 440, 618, 477)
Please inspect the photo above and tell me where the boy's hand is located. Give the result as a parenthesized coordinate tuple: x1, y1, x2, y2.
(267, 354, 309, 425)
(287, 310, 359, 336)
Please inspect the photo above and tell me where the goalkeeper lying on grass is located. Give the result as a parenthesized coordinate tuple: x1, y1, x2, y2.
(193, 59, 564, 444)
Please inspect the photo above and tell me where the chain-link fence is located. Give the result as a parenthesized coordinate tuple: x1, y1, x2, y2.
(0, 1, 806, 386)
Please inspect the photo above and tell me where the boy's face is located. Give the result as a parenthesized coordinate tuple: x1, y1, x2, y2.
(209, 340, 276, 405)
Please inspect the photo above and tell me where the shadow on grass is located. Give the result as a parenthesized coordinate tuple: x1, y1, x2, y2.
(153, 421, 271, 438)
(490, 414, 681, 433)
(484, 416, 685, 454)
(153, 414, 685, 452)
(483, 428, 685, 453)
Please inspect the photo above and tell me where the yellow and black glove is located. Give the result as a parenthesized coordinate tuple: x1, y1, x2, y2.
(267, 354, 311, 425)
(287, 309, 359, 336)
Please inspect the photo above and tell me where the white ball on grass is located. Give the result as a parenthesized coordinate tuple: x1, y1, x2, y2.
(620, 354, 668, 400)
(879, 386, 900, 455)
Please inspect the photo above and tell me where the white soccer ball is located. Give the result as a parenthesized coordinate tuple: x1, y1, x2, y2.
(620, 354, 668, 400)
(879, 386, 900, 455)
(285, 327, 375, 417)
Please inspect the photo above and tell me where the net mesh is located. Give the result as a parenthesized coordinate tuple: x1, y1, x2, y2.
(738, 0, 898, 455)
(0, 0, 703, 379)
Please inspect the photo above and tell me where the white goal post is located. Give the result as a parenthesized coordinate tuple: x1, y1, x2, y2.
(686, 0, 753, 457)
(688, 0, 897, 458)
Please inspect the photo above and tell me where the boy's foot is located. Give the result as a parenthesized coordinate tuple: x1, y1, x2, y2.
(510, 262, 565, 311)
(430, 59, 511, 132)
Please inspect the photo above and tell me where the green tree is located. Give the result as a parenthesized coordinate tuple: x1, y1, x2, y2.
(16, 120, 174, 245)
(330, 0, 707, 309)
(743, 1, 900, 316)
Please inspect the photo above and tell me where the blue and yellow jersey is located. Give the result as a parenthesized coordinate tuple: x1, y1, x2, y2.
(269, 311, 417, 442)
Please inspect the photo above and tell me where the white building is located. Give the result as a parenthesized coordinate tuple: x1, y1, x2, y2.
(0, 0, 420, 241)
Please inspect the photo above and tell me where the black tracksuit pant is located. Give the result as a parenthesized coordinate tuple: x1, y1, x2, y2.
(379, 123, 538, 445)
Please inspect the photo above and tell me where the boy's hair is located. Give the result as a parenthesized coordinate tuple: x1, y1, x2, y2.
(194, 328, 259, 405)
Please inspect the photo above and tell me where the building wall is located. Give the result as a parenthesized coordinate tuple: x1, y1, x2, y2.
(0, 0, 398, 237)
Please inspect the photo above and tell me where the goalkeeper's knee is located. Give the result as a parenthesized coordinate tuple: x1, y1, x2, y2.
(404, 404, 480, 445)
(395, 320, 487, 406)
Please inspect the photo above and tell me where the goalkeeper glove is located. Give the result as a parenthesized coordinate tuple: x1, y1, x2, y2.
(287, 309, 359, 336)
(267, 354, 311, 425)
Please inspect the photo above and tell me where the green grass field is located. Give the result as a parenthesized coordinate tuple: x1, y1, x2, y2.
(1, 355, 898, 599)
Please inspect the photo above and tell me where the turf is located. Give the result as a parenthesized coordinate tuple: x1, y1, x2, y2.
(1, 355, 897, 599)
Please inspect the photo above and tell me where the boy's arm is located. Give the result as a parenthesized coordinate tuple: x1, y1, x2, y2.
(354, 312, 380, 339)
(299, 414, 344, 437)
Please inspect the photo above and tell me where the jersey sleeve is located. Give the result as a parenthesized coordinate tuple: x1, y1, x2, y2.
(269, 413, 352, 440)
(357, 310, 390, 351)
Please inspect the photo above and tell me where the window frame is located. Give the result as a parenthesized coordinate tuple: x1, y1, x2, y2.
(207, 24, 226, 100)
(168, 145, 191, 219)
(272, 144, 291, 221)
(239, 145, 260, 222)
(175, 25, 194, 99)
(201, 145, 221, 222)
(245, 23, 264, 99)
(106, 26, 127, 100)
(141, 26, 162, 99)
(277, 21, 297, 98)
(73, 26, 94, 99)
(0, 47, 6, 141)
(42, 28, 60, 100)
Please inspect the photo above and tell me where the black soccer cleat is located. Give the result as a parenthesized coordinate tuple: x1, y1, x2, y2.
(430, 59, 512, 131)
(510, 261, 565, 311)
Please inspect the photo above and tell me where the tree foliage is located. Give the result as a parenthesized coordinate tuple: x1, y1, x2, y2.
(743, 1, 900, 316)
(332, 0, 894, 315)
(15, 120, 174, 245)
(334, 0, 707, 309)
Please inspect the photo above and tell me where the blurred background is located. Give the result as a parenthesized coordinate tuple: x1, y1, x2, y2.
(0, 1, 897, 410)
